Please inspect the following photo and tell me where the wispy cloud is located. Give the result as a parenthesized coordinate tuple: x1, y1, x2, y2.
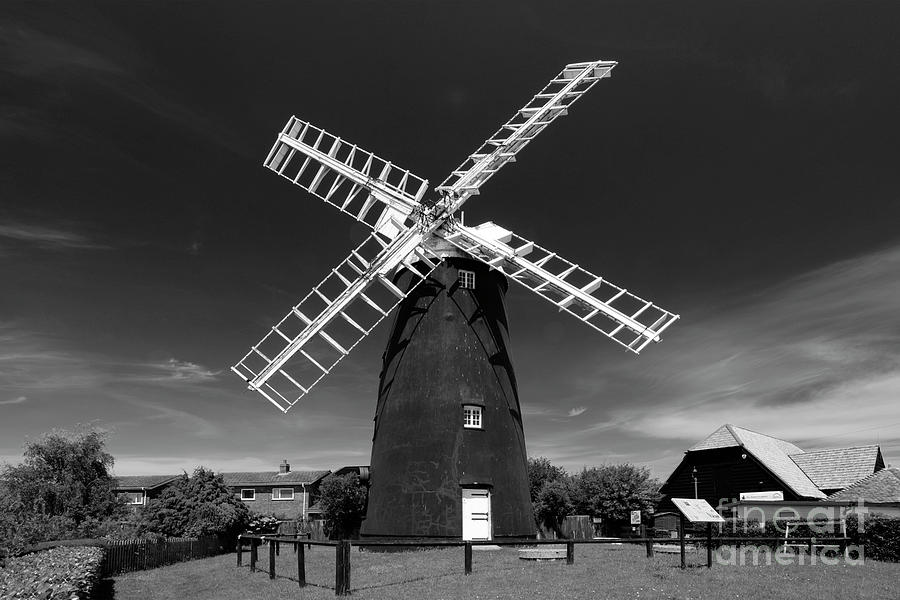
(0, 222, 107, 250)
(0, 322, 219, 397)
(567, 406, 587, 417)
(121, 359, 219, 385)
(597, 244, 900, 446)
(1, 21, 246, 156)
(114, 394, 222, 438)
(0, 396, 27, 406)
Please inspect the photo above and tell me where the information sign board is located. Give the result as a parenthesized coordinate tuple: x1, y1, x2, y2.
(671, 498, 725, 523)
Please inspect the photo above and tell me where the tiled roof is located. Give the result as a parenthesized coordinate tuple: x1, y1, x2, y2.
(729, 426, 825, 499)
(221, 470, 330, 486)
(826, 468, 900, 503)
(114, 475, 180, 490)
(684, 424, 884, 499)
(790, 446, 883, 490)
(686, 424, 825, 499)
(688, 424, 741, 451)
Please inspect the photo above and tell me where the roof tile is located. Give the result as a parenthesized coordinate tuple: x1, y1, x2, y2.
(688, 424, 740, 451)
(826, 467, 900, 503)
(728, 426, 825, 499)
(790, 446, 882, 490)
(113, 475, 180, 489)
(221, 470, 330, 485)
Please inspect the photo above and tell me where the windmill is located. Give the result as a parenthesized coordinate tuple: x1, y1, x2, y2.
(233, 60, 679, 540)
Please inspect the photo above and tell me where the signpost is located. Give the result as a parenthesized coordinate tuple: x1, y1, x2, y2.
(671, 498, 724, 569)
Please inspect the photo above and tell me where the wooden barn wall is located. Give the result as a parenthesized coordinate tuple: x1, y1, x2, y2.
(658, 447, 800, 512)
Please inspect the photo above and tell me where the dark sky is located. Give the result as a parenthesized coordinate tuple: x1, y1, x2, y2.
(2, 1, 899, 477)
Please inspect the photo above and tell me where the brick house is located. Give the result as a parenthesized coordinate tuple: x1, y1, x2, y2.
(222, 460, 330, 520)
(113, 475, 180, 510)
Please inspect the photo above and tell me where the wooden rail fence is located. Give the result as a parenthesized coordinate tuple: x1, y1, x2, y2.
(237, 533, 853, 597)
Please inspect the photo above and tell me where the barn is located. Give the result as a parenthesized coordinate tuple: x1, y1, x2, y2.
(658, 424, 884, 514)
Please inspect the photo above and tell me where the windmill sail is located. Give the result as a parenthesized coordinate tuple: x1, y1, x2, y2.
(239, 58, 678, 413)
(264, 117, 430, 239)
(232, 228, 441, 412)
(434, 60, 616, 216)
(443, 221, 679, 353)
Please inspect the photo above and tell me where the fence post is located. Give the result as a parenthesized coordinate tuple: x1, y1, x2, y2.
(297, 540, 306, 587)
(237, 536, 243, 567)
(276, 539, 280, 557)
(566, 540, 575, 565)
(808, 537, 814, 556)
(679, 514, 686, 570)
(645, 525, 654, 558)
(335, 540, 351, 596)
(464, 542, 473, 575)
(706, 523, 713, 568)
(269, 539, 276, 579)
(344, 541, 351, 595)
(250, 538, 258, 572)
(335, 542, 343, 594)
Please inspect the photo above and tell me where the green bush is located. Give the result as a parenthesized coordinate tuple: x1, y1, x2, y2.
(245, 514, 280, 535)
(318, 473, 367, 539)
(0, 426, 126, 555)
(694, 518, 847, 550)
(846, 513, 900, 562)
(138, 467, 249, 547)
(0, 546, 104, 599)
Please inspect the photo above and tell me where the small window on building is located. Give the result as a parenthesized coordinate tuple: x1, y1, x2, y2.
(241, 489, 256, 501)
(463, 405, 483, 429)
(459, 269, 475, 289)
(121, 492, 144, 505)
(273, 488, 295, 501)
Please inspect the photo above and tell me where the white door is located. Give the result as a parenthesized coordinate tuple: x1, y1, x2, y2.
(462, 489, 492, 541)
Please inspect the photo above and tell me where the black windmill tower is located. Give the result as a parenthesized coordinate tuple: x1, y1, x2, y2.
(233, 60, 679, 540)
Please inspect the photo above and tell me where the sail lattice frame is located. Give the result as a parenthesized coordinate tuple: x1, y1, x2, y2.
(265, 117, 429, 239)
(434, 61, 616, 212)
(232, 229, 441, 412)
(443, 222, 679, 353)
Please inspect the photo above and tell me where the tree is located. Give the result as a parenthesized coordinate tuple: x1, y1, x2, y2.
(527, 456, 567, 503)
(139, 467, 249, 543)
(527, 456, 571, 532)
(317, 473, 367, 540)
(0, 425, 125, 550)
(571, 464, 661, 528)
(534, 477, 576, 535)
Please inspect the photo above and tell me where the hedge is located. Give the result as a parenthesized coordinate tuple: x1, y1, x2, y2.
(846, 513, 900, 562)
(0, 545, 104, 599)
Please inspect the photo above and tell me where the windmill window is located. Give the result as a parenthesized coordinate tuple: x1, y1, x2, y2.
(459, 270, 476, 289)
(273, 488, 295, 501)
(241, 489, 256, 501)
(463, 405, 483, 429)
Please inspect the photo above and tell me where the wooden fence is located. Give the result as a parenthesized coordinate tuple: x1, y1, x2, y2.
(102, 535, 223, 575)
(237, 532, 854, 597)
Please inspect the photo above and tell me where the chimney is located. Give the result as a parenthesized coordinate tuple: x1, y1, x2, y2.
(279, 459, 290, 474)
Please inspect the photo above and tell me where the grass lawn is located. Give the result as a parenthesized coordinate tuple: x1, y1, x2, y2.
(104, 544, 898, 599)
